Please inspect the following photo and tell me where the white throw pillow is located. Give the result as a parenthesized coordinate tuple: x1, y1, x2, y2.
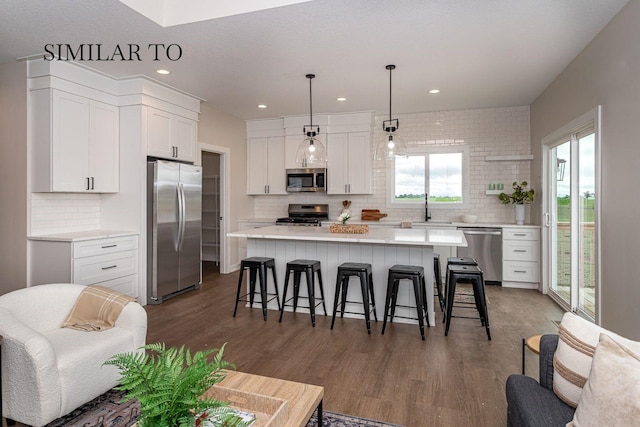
(553, 312, 640, 407)
(566, 334, 640, 427)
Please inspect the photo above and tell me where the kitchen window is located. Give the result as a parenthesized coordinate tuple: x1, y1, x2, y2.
(388, 145, 469, 209)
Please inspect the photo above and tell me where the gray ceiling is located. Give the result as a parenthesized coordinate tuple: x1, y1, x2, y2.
(0, 0, 628, 120)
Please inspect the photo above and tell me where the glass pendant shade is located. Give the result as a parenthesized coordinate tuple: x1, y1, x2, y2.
(296, 133, 326, 166)
(375, 130, 408, 160)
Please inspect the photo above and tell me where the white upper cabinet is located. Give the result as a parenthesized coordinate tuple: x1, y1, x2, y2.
(247, 136, 287, 195)
(31, 89, 119, 193)
(327, 131, 372, 194)
(146, 106, 197, 162)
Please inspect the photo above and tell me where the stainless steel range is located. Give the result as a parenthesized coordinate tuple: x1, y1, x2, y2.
(275, 204, 329, 226)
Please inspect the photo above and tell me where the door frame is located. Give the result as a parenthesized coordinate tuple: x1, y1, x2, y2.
(199, 143, 231, 274)
(541, 106, 602, 322)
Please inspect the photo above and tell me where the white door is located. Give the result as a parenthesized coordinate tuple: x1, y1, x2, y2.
(326, 133, 349, 194)
(543, 107, 600, 321)
(147, 107, 174, 159)
(174, 116, 197, 162)
(346, 132, 372, 194)
(266, 137, 287, 194)
(89, 100, 119, 192)
(246, 138, 269, 194)
(52, 90, 90, 191)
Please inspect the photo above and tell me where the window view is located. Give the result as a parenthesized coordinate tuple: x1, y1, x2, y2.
(393, 151, 463, 204)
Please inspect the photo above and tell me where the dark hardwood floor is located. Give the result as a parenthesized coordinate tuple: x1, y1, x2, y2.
(145, 262, 564, 427)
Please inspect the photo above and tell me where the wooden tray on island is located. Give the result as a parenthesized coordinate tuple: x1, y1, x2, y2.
(329, 223, 369, 234)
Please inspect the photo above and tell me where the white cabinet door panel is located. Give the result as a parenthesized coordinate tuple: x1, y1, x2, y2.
(174, 116, 197, 162)
(327, 133, 349, 194)
(89, 100, 119, 192)
(346, 132, 372, 194)
(52, 91, 90, 191)
(147, 107, 174, 159)
(247, 138, 269, 194)
(73, 249, 138, 285)
(266, 136, 286, 194)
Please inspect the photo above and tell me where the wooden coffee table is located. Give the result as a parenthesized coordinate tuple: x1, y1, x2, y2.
(206, 371, 324, 427)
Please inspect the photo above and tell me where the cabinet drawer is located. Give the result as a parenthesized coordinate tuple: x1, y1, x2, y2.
(95, 274, 138, 298)
(503, 240, 539, 262)
(73, 250, 138, 285)
(503, 261, 540, 282)
(503, 228, 539, 241)
(73, 235, 138, 258)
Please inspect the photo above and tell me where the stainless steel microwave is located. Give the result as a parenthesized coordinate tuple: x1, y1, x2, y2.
(286, 168, 326, 192)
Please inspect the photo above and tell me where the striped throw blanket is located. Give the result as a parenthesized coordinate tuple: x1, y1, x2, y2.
(62, 285, 135, 331)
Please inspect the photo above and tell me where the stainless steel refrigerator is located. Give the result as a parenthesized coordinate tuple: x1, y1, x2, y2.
(147, 160, 202, 304)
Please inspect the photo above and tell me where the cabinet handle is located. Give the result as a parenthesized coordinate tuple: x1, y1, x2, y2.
(175, 146, 178, 157)
(514, 270, 527, 273)
(86, 177, 91, 190)
(101, 244, 117, 249)
(345, 184, 348, 193)
(514, 233, 526, 236)
(101, 265, 117, 270)
(91, 177, 95, 190)
(514, 249, 527, 253)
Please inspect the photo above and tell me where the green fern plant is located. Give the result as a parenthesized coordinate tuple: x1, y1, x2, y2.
(498, 181, 535, 205)
(105, 343, 251, 427)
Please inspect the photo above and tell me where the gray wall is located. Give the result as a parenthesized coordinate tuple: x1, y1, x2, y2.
(0, 61, 28, 294)
(530, 0, 640, 339)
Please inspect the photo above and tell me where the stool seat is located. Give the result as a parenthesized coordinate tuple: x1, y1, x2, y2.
(233, 257, 280, 320)
(338, 262, 372, 272)
(331, 262, 377, 334)
(444, 264, 491, 340)
(447, 257, 478, 265)
(279, 259, 326, 327)
(382, 264, 430, 340)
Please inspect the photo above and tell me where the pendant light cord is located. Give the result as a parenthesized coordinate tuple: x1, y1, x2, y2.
(306, 74, 315, 127)
(389, 66, 392, 122)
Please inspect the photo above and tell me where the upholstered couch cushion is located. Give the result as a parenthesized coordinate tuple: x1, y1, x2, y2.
(553, 312, 640, 407)
(567, 334, 640, 427)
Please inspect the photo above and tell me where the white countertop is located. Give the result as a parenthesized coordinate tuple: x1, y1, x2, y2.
(28, 230, 139, 242)
(228, 225, 467, 247)
(238, 217, 540, 229)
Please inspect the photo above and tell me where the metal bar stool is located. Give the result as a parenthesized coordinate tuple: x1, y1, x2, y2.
(442, 256, 481, 322)
(381, 265, 430, 340)
(444, 264, 491, 340)
(279, 259, 327, 327)
(434, 253, 444, 311)
(233, 257, 281, 320)
(331, 262, 377, 334)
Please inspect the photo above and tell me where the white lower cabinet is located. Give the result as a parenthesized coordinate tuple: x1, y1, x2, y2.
(30, 234, 139, 298)
(502, 227, 540, 289)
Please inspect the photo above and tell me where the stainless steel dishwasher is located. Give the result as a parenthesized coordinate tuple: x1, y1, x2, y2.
(457, 227, 502, 284)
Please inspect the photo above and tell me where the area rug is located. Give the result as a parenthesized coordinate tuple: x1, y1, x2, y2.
(46, 389, 404, 427)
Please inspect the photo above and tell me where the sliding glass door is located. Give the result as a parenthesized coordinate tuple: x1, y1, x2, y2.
(543, 108, 600, 321)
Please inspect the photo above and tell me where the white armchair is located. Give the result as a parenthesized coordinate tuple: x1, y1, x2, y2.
(0, 283, 147, 426)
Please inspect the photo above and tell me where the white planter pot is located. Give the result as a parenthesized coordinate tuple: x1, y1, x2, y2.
(515, 204, 526, 225)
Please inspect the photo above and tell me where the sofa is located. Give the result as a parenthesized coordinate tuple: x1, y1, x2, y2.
(506, 312, 640, 427)
(506, 334, 575, 426)
(0, 283, 147, 426)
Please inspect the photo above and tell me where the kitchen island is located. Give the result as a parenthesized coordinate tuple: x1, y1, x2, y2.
(228, 225, 467, 327)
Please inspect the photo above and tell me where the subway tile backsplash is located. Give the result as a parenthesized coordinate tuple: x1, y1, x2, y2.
(30, 193, 101, 235)
(255, 105, 531, 224)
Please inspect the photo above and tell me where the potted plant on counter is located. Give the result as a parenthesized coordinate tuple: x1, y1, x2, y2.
(105, 343, 252, 427)
(498, 181, 535, 225)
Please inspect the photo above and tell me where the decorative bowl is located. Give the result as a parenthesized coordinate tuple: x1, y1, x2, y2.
(461, 214, 478, 223)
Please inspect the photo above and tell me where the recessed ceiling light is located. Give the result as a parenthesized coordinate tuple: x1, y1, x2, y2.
(429, 89, 440, 94)
(156, 69, 170, 75)
(337, 97, 347, 102)
(257, 104, 267, 109)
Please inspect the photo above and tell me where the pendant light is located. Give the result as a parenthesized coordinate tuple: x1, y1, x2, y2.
(296, 74, 326, 167)
(374, 64, 408, 160)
